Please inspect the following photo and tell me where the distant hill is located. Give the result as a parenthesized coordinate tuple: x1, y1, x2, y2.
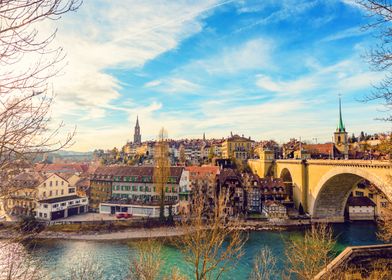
(54, 150, 94, 157)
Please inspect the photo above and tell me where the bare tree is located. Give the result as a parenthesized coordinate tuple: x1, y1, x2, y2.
(176, 191, 246, 280)
(129, 239, 163, 280)
(154, 128, 170, 222)
(377, 200, 392, 242)
(0, 242, 44, 280)
(64, 253, 105, 280)
(179, 144, 186, 165)
(285, 223, 336, 280)
(357, 1, 392, 119)
(249, 247, 277, 280)
(0, 0, 79, 193)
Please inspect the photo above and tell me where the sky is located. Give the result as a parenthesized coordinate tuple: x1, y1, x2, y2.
(43, 0, 391, 151)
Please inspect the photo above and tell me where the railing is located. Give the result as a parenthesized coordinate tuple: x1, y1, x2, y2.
(314, 243, 392, 280)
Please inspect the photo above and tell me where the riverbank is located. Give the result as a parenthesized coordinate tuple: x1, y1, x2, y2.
(0, 219, 312, 241)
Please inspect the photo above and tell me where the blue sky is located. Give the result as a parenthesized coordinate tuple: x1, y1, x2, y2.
(46, 0, 390, 151)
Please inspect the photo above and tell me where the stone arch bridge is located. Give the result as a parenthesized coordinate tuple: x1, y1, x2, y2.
(249, 159, 392, 222)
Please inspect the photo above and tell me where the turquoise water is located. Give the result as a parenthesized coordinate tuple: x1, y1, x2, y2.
(1, 222, 383, 279)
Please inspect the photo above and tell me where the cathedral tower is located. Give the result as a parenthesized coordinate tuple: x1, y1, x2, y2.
(134, 116, 141, 145)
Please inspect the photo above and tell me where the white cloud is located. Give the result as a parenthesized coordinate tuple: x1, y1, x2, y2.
(144, 80, 162, 88)
(321, 26, 369, 42)
(48, 0, 223, 120)
(193, 38, 274, 74)
(144, 78, 200, 93)
(255, 57, 385, 96)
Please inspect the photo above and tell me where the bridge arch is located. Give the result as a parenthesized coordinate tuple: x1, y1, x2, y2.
(311, 167, 392, 221)
(280, 168, 293, 184)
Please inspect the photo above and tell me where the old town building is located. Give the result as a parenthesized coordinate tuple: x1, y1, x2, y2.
(5, 172, 88, 220)
(91, 166, 184, 217)
(222, 133, 255, 160)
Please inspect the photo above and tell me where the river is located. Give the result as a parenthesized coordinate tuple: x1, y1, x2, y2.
(0, 222, 383, 279)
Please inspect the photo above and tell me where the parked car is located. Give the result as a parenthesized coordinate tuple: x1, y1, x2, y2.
(116, 212, 132, 219)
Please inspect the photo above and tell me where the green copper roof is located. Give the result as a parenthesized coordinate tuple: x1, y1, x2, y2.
(337, 97, 345, 132)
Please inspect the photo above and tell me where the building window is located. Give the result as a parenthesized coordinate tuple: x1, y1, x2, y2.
(61, 190, 64, 195)
(69, 188, 76, 193)
(355, 191, 364, 197)
(49, 191, 52, 196)
(44, 213, 47, 218)
(61, 203, 66, 206)
(56, 181, 58, 186)
(369, 193, 374, 199)
(43, 204, 48, 208)
(50, 181, 52, 187)
(381, 202, 388, 208)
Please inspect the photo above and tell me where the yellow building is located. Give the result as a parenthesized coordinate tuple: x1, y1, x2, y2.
(350, 181, 389, 217)
(222, 134, 254, 160)
(5, 172, 79, 216)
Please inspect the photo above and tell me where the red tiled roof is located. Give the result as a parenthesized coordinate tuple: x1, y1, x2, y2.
(35, 163, 89, 173)
(303, 143, 334, 155)
(185, 166, 219, 175)
(91, 166, 184, 184)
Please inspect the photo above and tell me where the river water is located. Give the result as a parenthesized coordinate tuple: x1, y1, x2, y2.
(0, 222, 383, 280)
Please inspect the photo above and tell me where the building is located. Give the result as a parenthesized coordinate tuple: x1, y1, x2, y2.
(34, 163, 89, 175)
(178, 168, 190, 214)
(134, 116, 142, 145)
(36, 195, 88, 220)
(242, 173, 292, 214)
(217, 169, 245, 216)
(5, 172, 88, 220)
(222, 133, 254, 160)
(89, 167, 114, 210)
(93, 166, 184, 217)
(302, 143, 336, 159)
(346, 196, 376, 221)
(350, 180, 389, 218)
(242, 173, 261, 213)
(262, 200, 288, 219)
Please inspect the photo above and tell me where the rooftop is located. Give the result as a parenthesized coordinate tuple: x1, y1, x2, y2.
(38, 195, 84, 204)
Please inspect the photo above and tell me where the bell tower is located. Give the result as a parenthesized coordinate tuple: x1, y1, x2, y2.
(333, 97, 348, 159)
(134, 116, 141, 145)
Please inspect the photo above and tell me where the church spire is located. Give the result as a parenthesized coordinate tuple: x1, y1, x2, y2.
(337, 96, 345, 132)
(134, 115, 141, 145)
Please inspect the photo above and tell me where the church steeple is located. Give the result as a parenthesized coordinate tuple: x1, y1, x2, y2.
(133, 115, 141, 145)
(337, 97, 345, 132)
(333, 96, 348, 159)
